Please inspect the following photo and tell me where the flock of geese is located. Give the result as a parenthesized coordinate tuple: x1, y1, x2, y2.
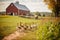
(16, 22, 37, 32)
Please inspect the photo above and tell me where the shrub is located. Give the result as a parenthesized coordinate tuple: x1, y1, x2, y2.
(37, 22, 60, 40)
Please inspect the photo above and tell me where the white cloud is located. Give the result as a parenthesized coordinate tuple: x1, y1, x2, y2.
(0, 0, 14, 2)
(0, 0, 51, 12)
(19, 1, 51, 12)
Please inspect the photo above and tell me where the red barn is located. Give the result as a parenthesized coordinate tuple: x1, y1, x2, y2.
(6, 1, 30, 15)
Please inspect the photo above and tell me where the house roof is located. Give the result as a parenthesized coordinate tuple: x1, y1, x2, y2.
(13, 3, 30, 11)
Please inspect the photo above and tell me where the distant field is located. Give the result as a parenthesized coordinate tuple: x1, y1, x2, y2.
(0, 15, 60, 40)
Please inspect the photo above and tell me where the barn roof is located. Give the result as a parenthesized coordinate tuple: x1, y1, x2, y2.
(13, 3, 30, 11)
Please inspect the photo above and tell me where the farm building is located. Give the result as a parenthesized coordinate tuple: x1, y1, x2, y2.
(6, 1, 30, 16)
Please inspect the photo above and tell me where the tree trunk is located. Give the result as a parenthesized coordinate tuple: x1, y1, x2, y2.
(55, 0, 60, 17)
(53, 4, 60, 17)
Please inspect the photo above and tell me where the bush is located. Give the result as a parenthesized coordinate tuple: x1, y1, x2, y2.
(37, 22, 60, 40)
(43, 14, 45, 17)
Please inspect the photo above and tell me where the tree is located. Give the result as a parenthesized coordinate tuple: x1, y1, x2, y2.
(35, 12, 41, 16)
(43, 14, 45, 17)
(44, 0, 60, 17)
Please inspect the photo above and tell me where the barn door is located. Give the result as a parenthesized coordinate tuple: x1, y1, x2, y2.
(10, 12, 14, 16)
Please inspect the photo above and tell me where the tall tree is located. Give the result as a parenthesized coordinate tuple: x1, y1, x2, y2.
(44, 0, 60, 17)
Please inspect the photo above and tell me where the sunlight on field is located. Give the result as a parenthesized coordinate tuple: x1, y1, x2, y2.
(0, 15, 40, 40)
(0, 15, 60, 40)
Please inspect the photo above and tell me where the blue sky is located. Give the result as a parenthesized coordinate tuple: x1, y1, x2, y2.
(0, 0, 51, 12)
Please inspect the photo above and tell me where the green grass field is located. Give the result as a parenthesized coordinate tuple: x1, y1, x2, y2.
(0, 15, 40, 40)
(0, 15, 60, 40)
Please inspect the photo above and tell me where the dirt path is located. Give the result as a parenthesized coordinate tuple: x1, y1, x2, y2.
(2, 23, 37, 40)
(2, 31, 26, 40)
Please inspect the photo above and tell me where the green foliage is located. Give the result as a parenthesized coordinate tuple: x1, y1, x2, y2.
(37, 22, 60, 40)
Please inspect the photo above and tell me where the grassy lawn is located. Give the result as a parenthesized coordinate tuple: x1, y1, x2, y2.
(0, 15, 60, 40)
(0, 15, 40, 40)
